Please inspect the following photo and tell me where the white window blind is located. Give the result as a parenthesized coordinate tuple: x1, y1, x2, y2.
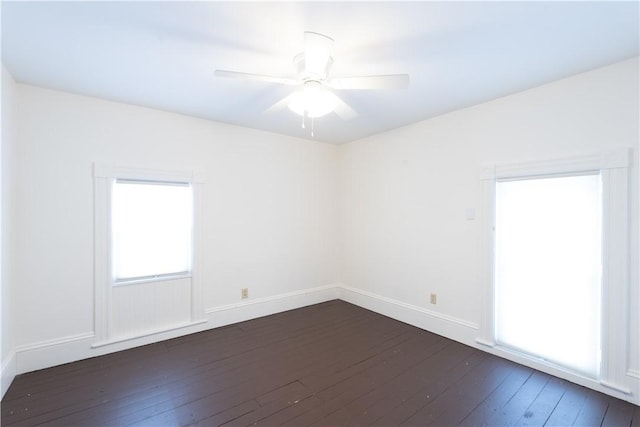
(111, 179, 193, 282)
(495, 173, 602, 378)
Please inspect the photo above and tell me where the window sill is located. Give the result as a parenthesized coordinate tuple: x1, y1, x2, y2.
(113, 273, 192, 287)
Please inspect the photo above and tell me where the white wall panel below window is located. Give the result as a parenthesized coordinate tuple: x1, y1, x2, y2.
(111, 278, 192, 341)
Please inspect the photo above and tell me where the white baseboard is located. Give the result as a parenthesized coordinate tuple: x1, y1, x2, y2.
(206, 284, 339, 327)
(16, 332, 96, 375)
(1, 351, 16, 399)
(337, 284, 479, 347)
(91, 320, 208, 349)
(14, 284, 340, 375)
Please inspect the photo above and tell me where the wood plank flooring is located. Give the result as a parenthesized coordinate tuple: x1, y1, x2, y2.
(2, 300, 638, 426)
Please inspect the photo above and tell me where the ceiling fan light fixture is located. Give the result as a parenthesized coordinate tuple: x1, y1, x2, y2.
(288, 82, 338, 118)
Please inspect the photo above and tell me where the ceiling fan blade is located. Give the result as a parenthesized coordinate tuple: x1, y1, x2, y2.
(214, 70, 298, 85)
(304, 31, 334, 77)
(333, 95, 358, 121)
(328, 74, 410, 90)
(263, 93, 295, 115)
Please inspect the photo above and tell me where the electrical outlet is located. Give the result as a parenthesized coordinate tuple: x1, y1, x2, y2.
(430, 293, 437, 304)
(241, 288, 249, 299)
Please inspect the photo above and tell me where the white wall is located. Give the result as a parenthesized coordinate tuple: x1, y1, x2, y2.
(1, 65, 18, 396)
(11, 85, 338, 373)
(338, 57, 639, 403)
(4, 57, 638, 404)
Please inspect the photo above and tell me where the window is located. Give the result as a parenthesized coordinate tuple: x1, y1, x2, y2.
(494, 173, 602, 377)
(111, 179, 193, 283)
(478, 148, 632, 396)
(94, 164, 205, 345)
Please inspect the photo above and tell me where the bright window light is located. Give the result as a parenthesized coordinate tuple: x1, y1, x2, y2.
(495, 173, 602, 378)
(111, 180, 193, 282)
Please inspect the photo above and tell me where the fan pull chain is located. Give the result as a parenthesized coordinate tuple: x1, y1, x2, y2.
(311, 117, 315, 137)
(301, 111, 306, 129)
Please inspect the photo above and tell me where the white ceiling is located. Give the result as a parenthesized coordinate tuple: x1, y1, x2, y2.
(2, 1, 638, 144)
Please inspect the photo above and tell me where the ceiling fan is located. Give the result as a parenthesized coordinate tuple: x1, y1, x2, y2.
(214, 31, 410, 126)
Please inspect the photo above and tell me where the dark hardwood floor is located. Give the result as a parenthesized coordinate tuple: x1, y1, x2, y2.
(2, 300, 638, 426)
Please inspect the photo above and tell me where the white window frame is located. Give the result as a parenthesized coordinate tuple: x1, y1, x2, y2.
(478, 148, 632, 396)
(93, 163, 205, 345)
